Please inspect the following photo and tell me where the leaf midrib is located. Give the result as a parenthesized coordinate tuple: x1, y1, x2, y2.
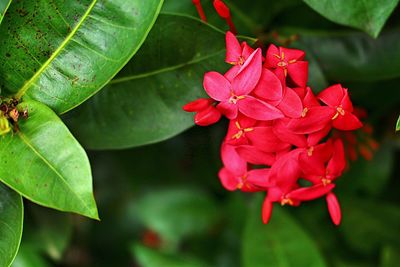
(16, 130, 91, 214)
(15, 0, 98, 99)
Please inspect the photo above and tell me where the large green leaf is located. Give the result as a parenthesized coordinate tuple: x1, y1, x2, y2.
(0, 0, 11, 25)
(23, 205, 72, 261)
(0, 183, 23, 267)
(0, 100, 98, 219)
(66, 13, 229, 149)
(340, 198, 400, 254)
(297, 29, 400, 82)
(131, 188, 218, 246)
(0, 0, 164, 114)
(132, 244, 207, 267)
(11, 244, 49, 267)
(303, 0, 399, 37)
(242, 196, 327, 267)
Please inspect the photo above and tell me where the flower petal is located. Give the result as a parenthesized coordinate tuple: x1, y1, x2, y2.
(225, 31, 242, 64)
(287, 61, 308, 88)
(332, 112, 363, 131)
(236, 145, 276, 166)
(326, 192, 341, 226)
(262, 197, 273, 224)
(264, 44, 280, 68)
(203, 71, 231, 101)
(327, 138, 346, 178)
(218, 168, 239, 191)
(277, 87, 303, 118)
(286, 106, 334, 134)
(194, 106, 221, 126)
(248, 168, 272, 188)
(253, 68, 283, 102)
(233, 48, 262, 95)
(217, 101, 238, 119)
(182, 98, 213, 112)
(287, 183, 335, 201)
(221, 143, 247, 176)
(238, 96, 284, 121)
(280, 47, 305, 61)
(318, 84, 344, 107)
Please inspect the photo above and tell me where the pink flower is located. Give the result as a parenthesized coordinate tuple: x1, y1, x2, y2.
(182, 98, 221, 126)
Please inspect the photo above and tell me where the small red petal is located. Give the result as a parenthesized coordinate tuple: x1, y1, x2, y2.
(203, 71, 231, 101)
(332, 113, 363, 131)
(287, 61, 308, 88)
(286, 106, 334, 134)
(326, 193, 341, 226)
(221, 143, 247, 176)
(194, 106, 221, 126)
(217, 101, 238, 119)
(183, 98, 213, 112)
(264, 44, 280, 68)
(262, 197, 273, 224)
(238, 96, 284, 121)
(318, 84, 345, 107)
(233, 49, 262, 95)
(253, 68, 283, 102)
(218, 168, 239, 191)
(288, 183, 335, 201)
(280, 47, 305, 61)
(247, 168, 272, 188)
(277, 87, 303, 118)
(236, 145, 276, 166)
(327, 139, 346, 178)
(225, 31, 242, 64)
(213, 0, 230, 19)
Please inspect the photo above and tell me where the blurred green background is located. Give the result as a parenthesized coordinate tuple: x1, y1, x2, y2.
(12, 0, 400, 266)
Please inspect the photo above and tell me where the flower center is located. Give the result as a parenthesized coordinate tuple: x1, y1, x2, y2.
(232, 121, 253, 139)
(332, 105, 345, 120)
(229, 94, 245, 104)
(280, 197, 294, 206)
(307, 146, 314, 156)
(301, 107, 309, 117)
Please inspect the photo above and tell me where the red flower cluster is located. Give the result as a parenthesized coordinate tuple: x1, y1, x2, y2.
(183, 32, 363, 225)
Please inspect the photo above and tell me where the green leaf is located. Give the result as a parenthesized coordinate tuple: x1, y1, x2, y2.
(0, 0, 164, 114)
(131, 188, 218, 246)
(396, 115, 400, 131)
(340, 140, 394, 196)
(11, 244, 49, 267)
(0, 100, 98, 219)
(132, 244, 208, 267)
(303, 0, 399, 37)
(66, 13, 228, 149)
(340, 198, 400, 254)
(23, 205, 72, 261)
(380, 246, 400, 267)
(0, 0, 11, 25)
(296, 29, 400, 82)
(0, 183, 23, 267)
(242, 196, 327, 267)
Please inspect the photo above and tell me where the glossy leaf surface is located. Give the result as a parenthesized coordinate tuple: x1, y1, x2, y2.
(0, 100, 98, 219)
(0, 183, 23, 267)
(303, 0, 399, 37)
(0, 0, 11, 24)
(0, 0, 164, 114)
(67, 13, 228, 149)
(299, 29, 400, 82)
(242, 197, 327, 267)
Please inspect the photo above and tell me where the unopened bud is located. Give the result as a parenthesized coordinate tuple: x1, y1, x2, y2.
(9, 108, 19, 122)
(0, 112, 11, 136)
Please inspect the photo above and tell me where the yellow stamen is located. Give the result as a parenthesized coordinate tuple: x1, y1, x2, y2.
(301, 107, 308, 117)
(307, 146, 314, 156)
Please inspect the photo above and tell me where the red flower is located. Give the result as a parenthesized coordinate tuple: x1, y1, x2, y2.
(264, 44, 308, 87)
(183, 98, 221, 126)
(219, 143, 271, 191)
(203, 49, 284, 120)
(318, 84, 363, 131)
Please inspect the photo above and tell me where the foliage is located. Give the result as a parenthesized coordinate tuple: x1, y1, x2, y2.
(0, 0, 399, 266)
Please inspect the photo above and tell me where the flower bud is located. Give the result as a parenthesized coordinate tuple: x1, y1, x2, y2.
(0, 111, 11, 136)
